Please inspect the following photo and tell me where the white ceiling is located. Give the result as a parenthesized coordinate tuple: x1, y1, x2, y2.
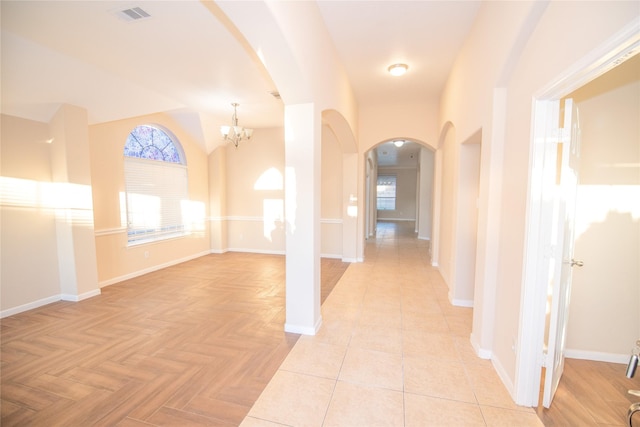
(1, 0, 480, 157)
(317, 1, 480, 105)
(376, 140, 421, 168)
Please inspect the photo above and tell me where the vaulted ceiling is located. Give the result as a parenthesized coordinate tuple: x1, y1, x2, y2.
(1, 1, 480, 157)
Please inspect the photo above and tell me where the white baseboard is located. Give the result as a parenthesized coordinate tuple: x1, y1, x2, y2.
(1, 295, 61, 318)
(214, 248, 351, 261)
(1, 288, 102, 318)
(226, 248, 286, 256)
(210, 248, 228, 254)
(321, 253, 343, 259)
(99, 250, 211, 287)
(451, 298, 474, 308)
(491, 354, 516, 402)
(470, 332, 492, 359)
(61, 289, 101, 302)
(285, 316, 322, 335)
(565, 348, 630, 364)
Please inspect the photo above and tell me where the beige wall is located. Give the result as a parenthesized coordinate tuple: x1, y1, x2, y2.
(223, 127, 285, 253)
(208, 145, 227, 253)
(1, 115, 62, 311)
(359, 102, 439, 153)
(90, 113, 210, 285)
(438, 124, 456, 288)
(566, 54, 640, 358)
(321, 123, 344, 257)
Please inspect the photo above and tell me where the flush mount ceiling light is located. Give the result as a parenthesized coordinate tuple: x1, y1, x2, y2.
(220, 103, 253, 148)
(388, 63, 408, 76)
(393, 140, 405, 148)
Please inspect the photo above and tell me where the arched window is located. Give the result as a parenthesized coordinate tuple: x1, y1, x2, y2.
(123, 125, 188, 244)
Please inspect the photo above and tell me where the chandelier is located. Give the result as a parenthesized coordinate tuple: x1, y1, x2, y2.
(220, 103, 253, 148)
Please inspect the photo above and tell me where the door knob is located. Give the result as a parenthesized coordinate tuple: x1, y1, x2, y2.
(570, 259, 584, 267)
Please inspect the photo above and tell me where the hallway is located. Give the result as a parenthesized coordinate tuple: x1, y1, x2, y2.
(242, 221, 542, 426)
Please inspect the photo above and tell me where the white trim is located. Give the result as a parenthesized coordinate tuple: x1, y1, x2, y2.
(565, 349, 629, 365)
(321, 218, 342, 224)
(321, 253, 342, 259)
(285, 316, 322, 335)
(535, 19, 640, 99)
(94, 227, 126, 236)
(493, 355, 516, 401)
(1, 295, 61, 318)
(342, 257, 358, 263)
(378, 165, 418, 171)
(451, 298, 474, 308)
(320, 218, 342, 225)
(99, 250, 210, 287)
(208, 216, 343, 224)
(226, 248, 285, 256)
(1, 289, 102, 318)
(226, 216, 264, 222)
(470, 332, 492, 359)
(417, 236, 431, 241)
(61, 289, 101, 302)
(211, 247, 347, 260)
(517, 99, 559, 407)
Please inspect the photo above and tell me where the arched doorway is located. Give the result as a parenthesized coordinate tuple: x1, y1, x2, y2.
(363, 139, 435, 255)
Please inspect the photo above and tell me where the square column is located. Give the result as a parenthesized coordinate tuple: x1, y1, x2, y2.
(284, 103, 322, 335)
(49, 104, 100, 301)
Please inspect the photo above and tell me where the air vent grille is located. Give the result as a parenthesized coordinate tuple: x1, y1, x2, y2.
(117, 7, 151, 22)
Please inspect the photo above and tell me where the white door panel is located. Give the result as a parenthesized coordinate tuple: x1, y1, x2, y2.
(542, 98, 581, 408)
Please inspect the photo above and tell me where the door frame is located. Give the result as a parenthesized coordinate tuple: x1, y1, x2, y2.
(514, 20, 640, 407)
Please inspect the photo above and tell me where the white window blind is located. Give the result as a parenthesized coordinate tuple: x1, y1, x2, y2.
(124, 157, 188, 244)
(377, 174, 397, 210)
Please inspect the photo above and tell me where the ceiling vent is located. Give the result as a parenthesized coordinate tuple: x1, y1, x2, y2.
(116, 7, 151, 22)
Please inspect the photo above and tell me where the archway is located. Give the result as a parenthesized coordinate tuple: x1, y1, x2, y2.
(363, 139, 435, 257)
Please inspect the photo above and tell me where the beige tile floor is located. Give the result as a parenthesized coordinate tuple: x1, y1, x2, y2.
(241, 222, 543, 426)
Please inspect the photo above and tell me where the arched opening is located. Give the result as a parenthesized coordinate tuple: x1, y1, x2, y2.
(363, 138, 435, 258)
(322, 109, 359, 262)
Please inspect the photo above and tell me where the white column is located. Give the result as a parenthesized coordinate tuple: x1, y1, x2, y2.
(284, 103, 322, 335)
(49, 104, 100, 301)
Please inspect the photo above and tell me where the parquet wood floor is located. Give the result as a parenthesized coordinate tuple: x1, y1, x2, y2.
(537, 358, 640, 426)
(1, 253, 349, 426)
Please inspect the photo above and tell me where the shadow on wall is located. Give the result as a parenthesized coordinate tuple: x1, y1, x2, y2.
(569, 209, 639, 351)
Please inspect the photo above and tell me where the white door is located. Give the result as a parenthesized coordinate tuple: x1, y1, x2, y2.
(542, 98, 582, 408)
